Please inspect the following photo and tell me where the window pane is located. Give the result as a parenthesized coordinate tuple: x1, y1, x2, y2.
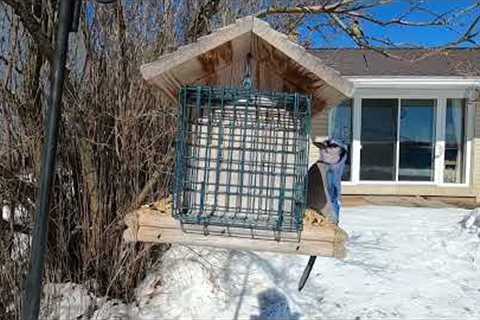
(329, 100, 352, 181)
(444, 99, 466, 183)
(360, 99, 398, 180)
(398, 99, 436, 181)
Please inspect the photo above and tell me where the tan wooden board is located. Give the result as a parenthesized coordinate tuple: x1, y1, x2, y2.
(123, 206, 347, 258)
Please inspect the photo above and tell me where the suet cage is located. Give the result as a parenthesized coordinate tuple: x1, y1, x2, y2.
(173, 86, 311, 236)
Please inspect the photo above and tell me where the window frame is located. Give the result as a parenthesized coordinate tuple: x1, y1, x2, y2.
(442, 98, 469, 185)
(335, 90, 474, 187)
(327, 99, 353, 182)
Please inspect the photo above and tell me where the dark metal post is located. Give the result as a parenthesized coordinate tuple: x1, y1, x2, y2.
(23, 1, 77, 319)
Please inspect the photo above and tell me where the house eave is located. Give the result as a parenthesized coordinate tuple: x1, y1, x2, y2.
(346, 76, 480, 92)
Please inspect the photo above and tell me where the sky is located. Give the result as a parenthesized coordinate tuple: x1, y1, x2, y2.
(300, 0, 480, 48)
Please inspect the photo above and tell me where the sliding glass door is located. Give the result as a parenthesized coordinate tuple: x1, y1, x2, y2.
(360, 98, 436, 182)
(360, 99, 398, 180)
(398, 99, 436, 181)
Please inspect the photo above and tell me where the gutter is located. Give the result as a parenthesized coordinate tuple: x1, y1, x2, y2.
(345, 76, 480, 89)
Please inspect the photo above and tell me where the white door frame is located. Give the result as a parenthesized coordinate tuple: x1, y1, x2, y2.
(346, 87, 473, 187)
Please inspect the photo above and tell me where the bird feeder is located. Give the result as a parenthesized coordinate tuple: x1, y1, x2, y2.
(124, 16, 353, 257)
(174, 86, 311, 237)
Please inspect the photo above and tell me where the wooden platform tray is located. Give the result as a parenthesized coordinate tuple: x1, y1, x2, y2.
(123, 204, 348, 258)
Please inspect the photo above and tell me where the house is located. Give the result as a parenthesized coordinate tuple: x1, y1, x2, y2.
(141, 16, 480, 203)
(309, 48, 480, 200)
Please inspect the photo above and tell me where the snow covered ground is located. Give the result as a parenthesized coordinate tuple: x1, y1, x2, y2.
(46, 206, 480, 319)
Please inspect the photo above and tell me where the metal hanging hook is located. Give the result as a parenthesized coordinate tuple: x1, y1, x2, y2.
(242, 52, 253, 89)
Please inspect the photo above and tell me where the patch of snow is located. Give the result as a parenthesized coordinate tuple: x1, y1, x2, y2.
(40, 282, 94, 320)
(134, 246, 232, 319)
(126, 206, 480, 320)
(460, 209, 480, 236)
(2, 204, 28, 224)
(91, 299, 132, 320)
(11, 232, 30, 261)
(36, 206, 480, 319)
(2, 204, 12, 221)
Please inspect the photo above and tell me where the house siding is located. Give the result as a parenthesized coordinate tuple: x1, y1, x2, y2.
(342, 184, 474, 197)
(472, 99, 480, 200)
(309, 110, 330, 165)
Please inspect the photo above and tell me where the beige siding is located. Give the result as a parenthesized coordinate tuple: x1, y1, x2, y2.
(343, 185, 475, 197)
(472, 137, 480, 198)
(309, 110, 330, 165)
(472, 99, 480, 200)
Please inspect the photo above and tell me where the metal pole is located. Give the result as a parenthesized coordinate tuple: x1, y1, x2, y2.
(23, 1, 76, 319)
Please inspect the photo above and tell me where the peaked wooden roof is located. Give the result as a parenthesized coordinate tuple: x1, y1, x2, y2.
(140, 16, 353, 112)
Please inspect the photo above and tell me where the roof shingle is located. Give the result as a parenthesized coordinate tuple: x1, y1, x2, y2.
(308, 48, 480, 77)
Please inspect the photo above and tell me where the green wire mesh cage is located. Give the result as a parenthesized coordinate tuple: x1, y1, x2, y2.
(173, 86, 311, 234)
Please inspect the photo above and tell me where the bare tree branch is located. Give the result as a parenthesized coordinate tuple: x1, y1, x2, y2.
(0, 54, 23, 74)
(187, 0, 222, 42)
(1, 0, 54, 62)
(0, 218, 31, 235)
(256, 1, 480, 60)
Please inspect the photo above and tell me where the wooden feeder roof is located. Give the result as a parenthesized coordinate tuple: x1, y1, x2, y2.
(140, 16, 354, 112)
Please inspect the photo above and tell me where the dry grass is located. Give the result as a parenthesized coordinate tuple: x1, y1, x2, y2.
(0, 1, 271, 318)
